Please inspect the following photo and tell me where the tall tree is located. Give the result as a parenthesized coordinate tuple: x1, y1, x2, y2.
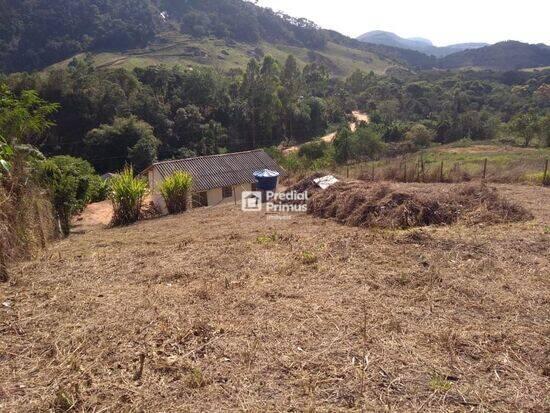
(0, 85, 59, 146)
(333, 125, 353, 165)
(303, 63, 329, 97)
(510, 113, 540, 147)
(280, 55, 303, 140)
(258, 56, 282, 146)
(240, 59, 261, 148)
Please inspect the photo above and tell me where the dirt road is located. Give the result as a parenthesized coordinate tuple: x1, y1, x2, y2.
(283, 111, 369, 154)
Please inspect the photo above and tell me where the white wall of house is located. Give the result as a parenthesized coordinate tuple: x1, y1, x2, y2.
(205, 183, 254, 207)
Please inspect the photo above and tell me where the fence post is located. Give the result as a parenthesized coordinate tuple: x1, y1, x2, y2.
(403, 163, 407, 183)
(440, 161, 444, 183)
(420, 154, 425, 182)
(482, 158, 488, 180)
(372, 164, 375, 181)
(543, 159, 549, 186)
(346, 163, 350, 179)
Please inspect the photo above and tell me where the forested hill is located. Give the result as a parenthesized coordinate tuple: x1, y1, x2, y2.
(0, 0, 158, 73)
(439, 41, 550, 71)
(0, 0, 434, 74)
(2, 0, 548, 74)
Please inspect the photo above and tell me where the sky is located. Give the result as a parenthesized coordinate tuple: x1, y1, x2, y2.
(255, 0, 550, 46)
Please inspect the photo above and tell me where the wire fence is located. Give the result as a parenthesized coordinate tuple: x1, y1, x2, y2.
(333, 156, 550, 187)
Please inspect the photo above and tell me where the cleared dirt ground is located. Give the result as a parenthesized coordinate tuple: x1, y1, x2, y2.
(1, 183, 549, 412)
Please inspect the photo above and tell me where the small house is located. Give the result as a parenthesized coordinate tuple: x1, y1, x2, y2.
(142, 150, 284, 211)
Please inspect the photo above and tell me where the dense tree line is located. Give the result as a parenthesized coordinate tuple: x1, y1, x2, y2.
(439, 41, 550, 71)
(273, 67, 549, 172)
(2, 53, 548, 175)
(2, 55, 346, 173)
(346, 68, 550, 145)
(161, 0, 327, 48)
(0, 0, 157, 73)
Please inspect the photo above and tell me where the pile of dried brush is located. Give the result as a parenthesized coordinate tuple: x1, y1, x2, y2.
(304, 178, 532, 229)
(281, 172, 341, 205)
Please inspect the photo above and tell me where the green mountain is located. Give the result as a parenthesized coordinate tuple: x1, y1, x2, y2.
(439, 41, 550, 70)
(357, 31, 488, 57)
(2, 1, 546, 75)
(0, 0, 424, 76)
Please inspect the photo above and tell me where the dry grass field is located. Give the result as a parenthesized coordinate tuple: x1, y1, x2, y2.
(1, 183, 549, 412)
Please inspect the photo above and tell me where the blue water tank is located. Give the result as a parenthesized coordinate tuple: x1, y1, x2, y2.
(253, 169, 280, 191)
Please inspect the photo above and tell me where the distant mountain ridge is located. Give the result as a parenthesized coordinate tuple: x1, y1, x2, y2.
(357, 30, 488, 57)
(439, 40, 550, 70)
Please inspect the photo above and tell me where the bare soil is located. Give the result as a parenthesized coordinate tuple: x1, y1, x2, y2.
(1, 183, 548, 412)
(72, 200, 112, 230)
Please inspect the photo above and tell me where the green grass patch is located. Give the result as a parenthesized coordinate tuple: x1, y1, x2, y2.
(429, 375, 453, 392)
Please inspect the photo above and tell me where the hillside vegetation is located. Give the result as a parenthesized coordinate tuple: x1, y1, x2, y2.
(439, 41, 550, 71)
(3, 0, 548, 74)
(48, 32, 398, 77)
(0, 0, 405, 75)
(3, 57, 548, 177)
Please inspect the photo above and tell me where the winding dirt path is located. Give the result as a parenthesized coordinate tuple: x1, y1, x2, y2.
(283, 111, 369, 154)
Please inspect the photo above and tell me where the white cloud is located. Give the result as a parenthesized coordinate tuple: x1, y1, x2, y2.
(255, 0, 550, 46)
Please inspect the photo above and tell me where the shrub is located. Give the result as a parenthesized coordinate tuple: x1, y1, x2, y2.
(109, 167, 148, 226)
(87, 174, 109, 203)
(298, 140, 329, 161)
(37, 156, 103, 236)
(159, 171, 193, 214)
(406, 124, 435, 148)
(353, 126, 386, 160)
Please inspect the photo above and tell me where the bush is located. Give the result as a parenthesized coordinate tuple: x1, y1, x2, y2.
(353, 126, 386, 160)
(159, 171, 193, 214)
(298, 140, 329, 161)
(87, 175, 109, 203)
(37, 156, 103, 236)
(406, 124, 435, 148)
(109, 167, 148, 226)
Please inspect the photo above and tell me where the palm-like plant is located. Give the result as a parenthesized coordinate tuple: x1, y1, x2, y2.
(109, 167, 148, 226)
(159, 171, 193, 214)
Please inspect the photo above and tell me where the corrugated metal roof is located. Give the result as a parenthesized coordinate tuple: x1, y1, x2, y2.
(150, 150, 284, 192)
